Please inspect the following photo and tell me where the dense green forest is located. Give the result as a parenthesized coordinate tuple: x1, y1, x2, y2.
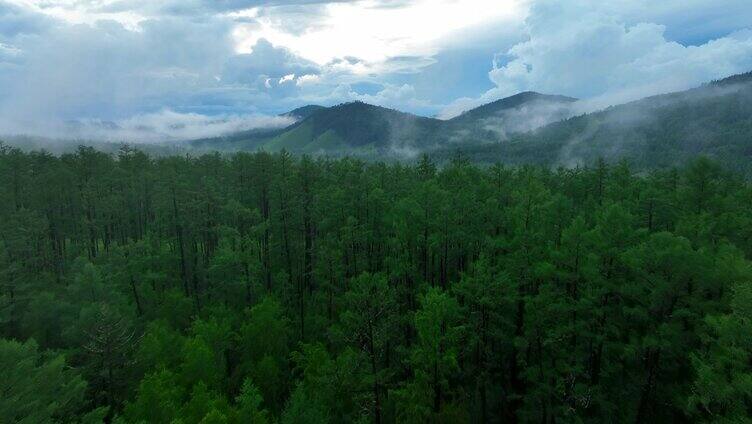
(2, 142, 752, 423)
(432, 75, 752, 175)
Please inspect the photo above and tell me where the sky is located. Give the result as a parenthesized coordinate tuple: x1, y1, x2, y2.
(1, 0, 752, 141)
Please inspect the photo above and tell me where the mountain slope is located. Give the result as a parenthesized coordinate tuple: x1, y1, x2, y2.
(447, 92, 577, 125)
(187, 106, 322, 151)
(187, 71, 752, 170)
(189, 125, 288, 151)
(263, 101, 443, 154)
(188, 92, 575, 154)
(437, 72, 752, 174)
(262, 93, 579, 152)
(438, 91, 579, 145)
(281, 105, 326, 120)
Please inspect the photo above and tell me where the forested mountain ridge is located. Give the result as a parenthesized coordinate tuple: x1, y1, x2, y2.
(438, 72, 752, 173)
(2, 144, 752, 422)
(186, 71, 752, 174)
(710, 70, 752, 86)
(445, 91, 577, 125)
(188, 91, 576, 154)
(280, 105, 327, 120)
(3, 73, 750, 167)
(261, 101, 443, 154)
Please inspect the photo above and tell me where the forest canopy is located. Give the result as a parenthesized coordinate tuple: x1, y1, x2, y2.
(1, 143, 752, 423)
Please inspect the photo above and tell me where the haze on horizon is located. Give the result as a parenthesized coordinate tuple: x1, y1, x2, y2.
(1, 0, 752, 142)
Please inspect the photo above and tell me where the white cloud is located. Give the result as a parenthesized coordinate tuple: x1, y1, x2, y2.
(440, 0, 752, 118)
(296, 73, 319, 86)
(436, 97, 484, 120)
(355, 83, 430, 110)
(0, 13, 236, 124)
(279, 73, 295, 84)
(232, 0, 525, 72)
(2, 0, 752, 140)
(0, 41, 20, 56)
(0, 109, 295, 142)
(221, 38, 319, 88)
(6, 0, 147, 30)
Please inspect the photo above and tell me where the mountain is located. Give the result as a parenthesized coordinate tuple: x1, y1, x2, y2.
(438, 92, 579, 145)
(281, 105, 327, 120)
(187, 71, 752, 173)
(437, 71, 752, 174)
(185, 106, 328, 151)
(189, 92, 567, 154)
(189, 125, 289, 151)
(709, 71, 752, 87)
(447, 91, 577, 125)
(263, 101, 443, 154)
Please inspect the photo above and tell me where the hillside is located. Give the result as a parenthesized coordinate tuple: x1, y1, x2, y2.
(244, 101, 443, 155)
(189, 126, 288, 151)
(190, 92, 570, 154)
(438, 92, 578, 145)
(281, 105, 327, 120)
(447, 91, 577, 125)
(434, 72, 752, 174)
(186, 71, 752, 172)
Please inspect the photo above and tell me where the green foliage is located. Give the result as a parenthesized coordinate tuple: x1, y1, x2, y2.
(395, 288, 466, 422)
(124, 369, 184, 424)
(234, 297, 290, 412)
(280, 387, 329, 424)
(689, 275, 752, 422)
(136, 320, 185, 371)
(235, 378, 271, 424)
(1, 146, 752, 423)
(0, 338, 86, 423)
(180, 336, 224, 390)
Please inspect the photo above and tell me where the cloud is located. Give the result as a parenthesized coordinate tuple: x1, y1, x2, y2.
(230, 0, 525, 68)
(555, 0, 752, 46)
(57, 0, 356, 20)
(0, 15, 237, 122)
(0, 41, 20, 61)
(279, 73, 295, 84)
(279, 81, 434, 115)
(0, 109, 294, 142)
(296, 73, 320, 86)
(150, 0, 357, 13)
(440, 0, 752, 118)
(355, 83, 428, 110)
(221, 38, 319, 86)
(437, 98, 486, 121)
(85, 109, 294, 142)
(0, 0, 54, 37)
(3, 0, 752, 143)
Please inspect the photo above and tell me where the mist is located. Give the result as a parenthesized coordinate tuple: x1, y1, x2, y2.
(0, 110, 295, 145)
(478, 99, 577, 140)
(554, 77, 752, 167)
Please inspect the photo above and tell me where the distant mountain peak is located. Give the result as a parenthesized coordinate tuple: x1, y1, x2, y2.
(709, 71, 752, 87)
(450, 91, 578, 123)
(479, 91, 577, 108)
(331, 101, 400, 113)
(332, 100, 380, 110)
(281, 105, 326, 120)
(191, 70, 752, 163)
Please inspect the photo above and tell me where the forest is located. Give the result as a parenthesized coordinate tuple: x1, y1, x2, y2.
(431, 75, 752, 177)
(1, 142, 752, 423)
